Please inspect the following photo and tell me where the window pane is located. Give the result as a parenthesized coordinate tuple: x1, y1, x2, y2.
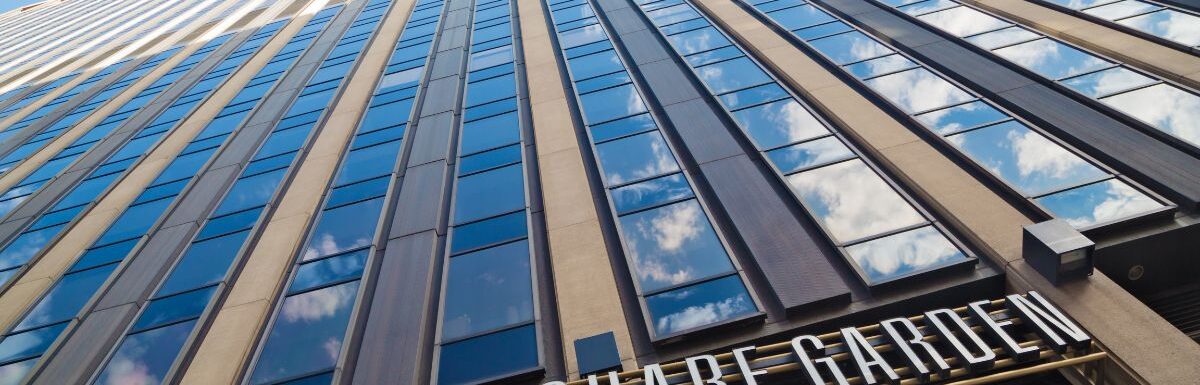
(461, 112, 520, 155)
(248, 281, 360, 385)
(95, 198, 173, 246)
(717, 83, 790, 110)
(575, 71, 632, 94)
(786, 160, 926, 243)
(197, 209, 262, 241)
(590, 113, 657, 143)
(794, 21, 853, 40)
(132, 287, 216, 331)
(843, 54, 917, 79)
(645, 275, 756, 335)
(730, 99, 828, 149)
(1036, 179, 1162, 227)
(0, 322, 68, 363)
(993, 39, 1111, 80)
(156, 232, 250, 297)
(619, 200, 734, 292)
(863, 68, 974, 113)
(568, 50, 624, 80)
(0, 357, 38, 383)
(0, 225, 65, 271)
(611, 173, 694, 214)
(666, 27, 731, 55)
(302, 198, 383, 261)
(453, 164, 526, 224)
(326, 176, 390, 208)
(916, 6, 1009, 37)
(646, 3, 701, 25)
(70, 239, 139, 273)
(767, 4, 835, 30)
(1062, 67, 1155, 98)
(594, 131, 680, 185)
(914, 100, 1008, 135)
(450, 210, 528, 254)
(465, 73, 516, 107)
(442, 241, 534, 340)
(1118, 10, 1200, 46)
(947, 120, 1107, 196)
(898, 0, 958, 15)
(683, 46, 742, 67)
(214, 170, 287, 216)
(437, 325, 538, 385)
(1083, 0, 1158, 20)
(334, 140, 403, 186)
(808, 32, 892, 64)
(765, 136, 853, 174)
(1099, 84, 1200, 148)
(844, 225, 967, 284)
(95, 320, 197, 385)
(695, 57, 772, 94)
(460, 144, 521, 175)
(579, 84, 648, 124)
(289, 249, 368, 294)
(965, 26, 1039, 49)
(15, 264, 118, 331)
(559, 24, 606, 48)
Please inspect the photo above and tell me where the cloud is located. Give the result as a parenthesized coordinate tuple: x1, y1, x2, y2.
(865, 68, 971, 113)
(1100, 84, 1200, 148)
(1008, 128, 1088, 179)
(629, 202, 704, 287)
(847, 227, 962, 281)
(787, 160, 925, 242)
(654, 292, 752, 334)
(281, 283, 356, 323)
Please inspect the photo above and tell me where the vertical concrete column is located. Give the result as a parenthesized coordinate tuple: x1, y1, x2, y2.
(959, 0, 1200, 88)
(0, 0, 303, 331)
(177, 0, 419, 383)
(692, 0, 1032, 264)
(519, 0, 638, 379)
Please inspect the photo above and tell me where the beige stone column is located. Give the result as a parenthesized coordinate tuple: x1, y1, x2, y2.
(178, 0, 417, 382)
(961, 0, 1200, 89)
(519, 0, 638, 379)
(0, 0, 310, 333)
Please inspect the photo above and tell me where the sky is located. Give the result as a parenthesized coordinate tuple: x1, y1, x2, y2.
(0, 0, 44, 14)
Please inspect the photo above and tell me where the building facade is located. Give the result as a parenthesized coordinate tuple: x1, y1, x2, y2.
(0, 0, 1195, 383)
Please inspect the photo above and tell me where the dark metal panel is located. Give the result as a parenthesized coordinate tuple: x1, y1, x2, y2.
(604, 7, 649, 35)
(636, 60, 704, 107)
(390, 160, 451, 239)
(616, 29, 674, 66)
(418, 76, 463, 118)
(699, 155, 851, 311)
(660, 99, 745, 165)
(430, 48, 467, 80)
(908, 40, 1039, 94)
(93, 222, 199, 310)
(351, 230, 442, 385)
(407, 111, 455, 166)
(444, 8, 470, 28)
(437, 26, 469, 52)
(28, 303, 139, 385)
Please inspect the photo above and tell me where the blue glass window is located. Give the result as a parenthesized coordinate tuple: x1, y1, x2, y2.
(248, 281, 360, 385)
(442, 240, 534, 340)
(611, 173, 694, 214)
(730, 99, 827, 148)
(302, 198, 384, 261)
(453, 164, 526, 224)
(437, 325, 538, 385)
(644, 275, 755, 335)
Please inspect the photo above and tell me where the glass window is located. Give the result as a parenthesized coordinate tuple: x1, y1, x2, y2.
(1118, 10, 1200, 46)
(863, 68, 974, 113)
(1099, 84, 1200, 148)
(564, 40, 612, 59)
(618, 200, 734, 292)
(992, 39, 1112, 80)
(214, 170, 287, 216)
(302, 198, 383, 261)
(0, 225, 65, 271)
(70, 239, 139, 273)
(767, 4, 835, 30)
(916, 6, 1009, 37)
(248, 281, 360, 385)
(594, 131, 680, 185)
(666, 27, 731, 55)
(644, 275, 756, 335)
(662, 18, 711, 35)
(465, 97, 518, 122)
(95, 320, 198, 385)
(14, 263, 118, 331)
(453, 164, 526, 224)
(695, 57, 772, 94)
(579, 84, 648, 124)
(553, 4, 595, 23)
(808, 32, 892, 64)
(684, 46, 743, 67)
(843, 54, 917, 79)
(1062, 67, 1156, 98)
(132, 287, 216, 331)
(590, 114, 657, 143)
(436, 324, 538, 385)
(786, 160, 926, 243)
(95, 198, 173, 246)
(470, 45, 514, 72)
(361, 98, 415, 132)
(844, 226, 966, 283)
(450, 210, 527, 254)
(55, 173, 119, 209)
(1083, 0, 1158, 20)
(197, 209, 262, 240)
(326, 176, 390, 208)
(155, 150, 212, 184)
(914, 101, 1008, 135)
(156, 232, 250, 297)
(460, 144, 521, 175)
(965, 26, 1039, 49)
(765, 136, 853, 174)
(289, 249, 368, 294)
(442, 240, 534, 340)
(465, 73, 516, 107)
(1036, 179, 1162, 227)
(559, 25, 606, 48)
(334, 140, 403, 186)
(611, 173, 694, 214)
(257, 127, 311, 159)
(717, 83, 789, 110)
(730, 99, 828, 149)
(568, 50, 624, 80)
(28, 206, 84, 231)
(0, 322, 68, 363)
(0, 359, 36, 385)
(898, 0, 958, 15)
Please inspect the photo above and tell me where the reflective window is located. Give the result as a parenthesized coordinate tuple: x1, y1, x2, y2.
(94, 320, 197, 385)
(844, 226, 967, 283)
(916, 6, 1009, 37)
(765, 136, 854, 174)
(965, 26, 1039, 49)
(568, 50, 624, 79)
(580, 84, 648, 124)
(808, 32, 892, 64)
(1036, 179, 1163, 227)
(289, 250, 368, 294)
(131, 287, 216, 331)
(914, 101, 1008, 134)
(947, 121, 1107, 196)
(695, 57, 772, 93)
(1062, 67, 1156, 98)
(843, 54, 917, 78)
(619, 200, 735, 292)
(442, 240, 534, 340)
(453, 164, 526, 224)
(155, 232, 250, 296)
(302, 198, 383, 261)
(334, 140, 404, 186)
(213, 170, 287, 216)
(437, 325, 538, 385)
(1083, 0, 1158, 19)
(611, 173, 695, 214)
(644, 275, 756, 335)
(863, 68, 973, 113)
(460, 144, 521, 175)
(590, 113, 658, 143)
(1117, 10, 1200, 47)
(1099, 84, 1200, 148)
(898, 0, 958, 15)
(786, 160, 925, 243)
(992, 39, 1112, 80)
(666, 27, 731, 55)
(70, 239, 139, 273)
(0, 323, 68, 363)
(248, 281, 360, 385)
(717, 83, 790, 110)
(767, 4, 834, 30)
(730, 99, 828, 148)
(594, 131, 680, 185)
(15, 264, 118, 331)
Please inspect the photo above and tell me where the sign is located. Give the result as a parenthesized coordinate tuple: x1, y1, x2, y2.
(546, 291, 1096, 385)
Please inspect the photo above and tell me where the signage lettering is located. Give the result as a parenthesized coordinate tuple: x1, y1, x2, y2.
(545, 291, 1088, 385)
